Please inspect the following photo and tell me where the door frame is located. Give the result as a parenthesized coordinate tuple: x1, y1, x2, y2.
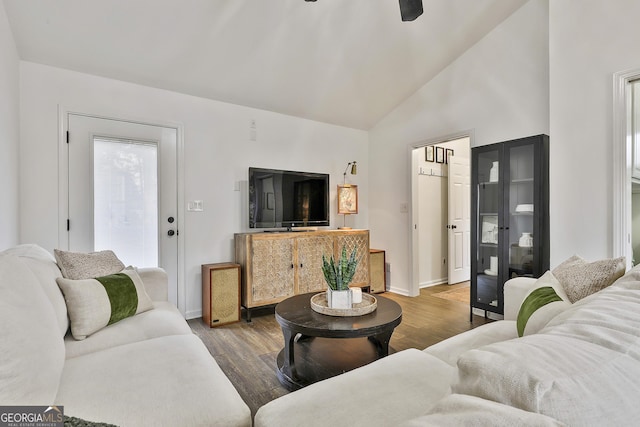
(409, 129, 474, 297)
(613, 69, 640, 270)
(58, 105, 186, 315)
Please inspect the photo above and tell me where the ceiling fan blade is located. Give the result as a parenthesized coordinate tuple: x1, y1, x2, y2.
(399, 0, 423, 21)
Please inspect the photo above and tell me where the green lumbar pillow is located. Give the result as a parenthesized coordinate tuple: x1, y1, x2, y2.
(516, 271, 571, 337)
(56, 267, 153, 340)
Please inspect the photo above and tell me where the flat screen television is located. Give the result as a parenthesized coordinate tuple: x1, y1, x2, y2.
(249, 167, 330, 229)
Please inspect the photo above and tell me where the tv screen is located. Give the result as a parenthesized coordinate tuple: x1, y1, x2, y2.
(249, 167, 330, 229)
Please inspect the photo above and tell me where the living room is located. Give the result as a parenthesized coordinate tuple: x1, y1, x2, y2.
(2, 0, 640, 425)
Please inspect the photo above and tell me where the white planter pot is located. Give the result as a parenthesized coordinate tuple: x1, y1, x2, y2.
(327, 289, 352, 309)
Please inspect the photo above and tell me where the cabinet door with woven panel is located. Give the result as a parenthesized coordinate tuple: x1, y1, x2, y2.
(335, 231, 370, 288)
(249, 235, 295, 306)
(296, 234, 334, 294)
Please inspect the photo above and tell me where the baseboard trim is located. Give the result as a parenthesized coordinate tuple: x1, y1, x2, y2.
(419, 278, 448, 288)
(186, 309, 202, 320)
(387, 286, 411, 296)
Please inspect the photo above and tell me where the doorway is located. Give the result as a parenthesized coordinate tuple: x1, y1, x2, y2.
(411, 135, 471, 295)
(60, 113, 182, 307)
(613, 69, 640, 268)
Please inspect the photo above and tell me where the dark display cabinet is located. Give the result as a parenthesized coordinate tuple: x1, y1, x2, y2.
(471, 135, 549, 319)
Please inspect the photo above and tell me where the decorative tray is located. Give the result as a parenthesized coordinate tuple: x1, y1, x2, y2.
(310, 292, 377, 317)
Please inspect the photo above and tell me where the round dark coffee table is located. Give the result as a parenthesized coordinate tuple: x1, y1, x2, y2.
(275, 292, 402, 391)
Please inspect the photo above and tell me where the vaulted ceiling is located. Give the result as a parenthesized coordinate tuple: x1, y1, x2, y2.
(3, 0, 528, 129)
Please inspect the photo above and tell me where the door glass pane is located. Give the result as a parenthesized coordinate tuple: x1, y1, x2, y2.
(508, 144, 535, 278)
(476, 149, 500, 308)
(93, 137, 158, 267)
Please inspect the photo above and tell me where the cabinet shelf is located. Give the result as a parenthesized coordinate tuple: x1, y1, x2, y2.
(479, 243, 498, 248)
(511, 178, 534, 183)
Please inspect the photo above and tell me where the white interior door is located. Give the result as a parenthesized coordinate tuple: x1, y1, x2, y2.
(66, 114, 179, 305)
(448, 156, 471, 284)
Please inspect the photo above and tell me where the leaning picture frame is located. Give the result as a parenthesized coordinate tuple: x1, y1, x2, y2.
(425, 146, 434, 162)
(435, 146, 445, 163)
(337, 185, 358, 214)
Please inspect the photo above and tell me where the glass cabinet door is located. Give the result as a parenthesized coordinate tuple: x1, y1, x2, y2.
(474, 147, 502, 310)
(506, 143, 535, 279)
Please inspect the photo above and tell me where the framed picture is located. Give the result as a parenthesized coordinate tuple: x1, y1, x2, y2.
(337, 185, 358, 214)
(445, 148, 454, 164)
(435, 146, 445, 164)
(425, 146, 434, 162)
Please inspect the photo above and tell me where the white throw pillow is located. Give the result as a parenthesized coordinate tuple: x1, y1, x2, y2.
(516, 271, 571, 337)
(57, 267, 153, 340)
(552, 255, 625, 303)
(54, 248, 125, 280)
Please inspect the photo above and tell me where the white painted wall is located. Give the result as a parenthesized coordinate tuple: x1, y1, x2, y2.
(19, 62, 368, 318)
(0, 2, 19, 249)
(369, 0, 549, 295)
(549, 0, 640, 265)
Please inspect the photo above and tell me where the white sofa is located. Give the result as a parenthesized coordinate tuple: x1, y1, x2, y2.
(0, 244, 251, 427)
(255, 265, 640, 426)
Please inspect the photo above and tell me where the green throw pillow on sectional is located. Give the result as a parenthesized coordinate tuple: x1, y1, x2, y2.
(516, 271, 571, 337)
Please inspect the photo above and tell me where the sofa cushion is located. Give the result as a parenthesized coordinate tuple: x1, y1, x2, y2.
(454, 273, 640, 426)
(255, 349, 455, 427)
(54, 249, 125, 280)
(136, 267, 169, 302)
(64, 301, 192, 358)
(55, 334, 251, 427)
(1, 244, 69, 336)
(552, 254, 625, 302)
(424, 320, 518, 366)
(516, 271, 571, 337)
(57, 268, 153, 340)
(399, 394, 565, 427)
(455, 334, 640, 426)
(0, 254, 65, 405)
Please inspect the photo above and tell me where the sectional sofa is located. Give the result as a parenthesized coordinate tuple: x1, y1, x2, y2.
(0, 244, 251, 426)
(5, 242, 638, 426)
(256, 259, 640, 426)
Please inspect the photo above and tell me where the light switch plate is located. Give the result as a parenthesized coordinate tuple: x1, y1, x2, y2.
(188, 200, 204, 212)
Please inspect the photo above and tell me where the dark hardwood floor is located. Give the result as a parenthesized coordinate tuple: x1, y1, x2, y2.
(188, 283, 491, 418)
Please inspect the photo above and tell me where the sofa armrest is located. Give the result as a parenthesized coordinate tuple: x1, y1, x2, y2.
(137, 267, 169, 302)
(503, 277, 538, 321)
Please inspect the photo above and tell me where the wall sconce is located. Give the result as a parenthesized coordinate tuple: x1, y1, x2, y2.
(343, 161, 357, 184)
(338, 161, 358, 229)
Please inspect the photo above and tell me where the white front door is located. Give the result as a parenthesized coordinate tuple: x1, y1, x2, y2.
(65, 114, 179, 305)
(448, 156, 471, 284)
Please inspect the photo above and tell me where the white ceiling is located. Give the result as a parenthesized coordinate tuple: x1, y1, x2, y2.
(3, 0, 528, 130)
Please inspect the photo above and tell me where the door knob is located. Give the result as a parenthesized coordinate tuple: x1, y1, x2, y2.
(167, 230, 175, 237)
(167, 217, 175, 223)
(451, 225, 457, 229)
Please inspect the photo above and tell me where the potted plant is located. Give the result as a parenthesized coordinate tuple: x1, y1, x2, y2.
(321, 246, 359, 309)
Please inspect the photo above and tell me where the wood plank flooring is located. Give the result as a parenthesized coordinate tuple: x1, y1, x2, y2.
(188, 283, 491, 418)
